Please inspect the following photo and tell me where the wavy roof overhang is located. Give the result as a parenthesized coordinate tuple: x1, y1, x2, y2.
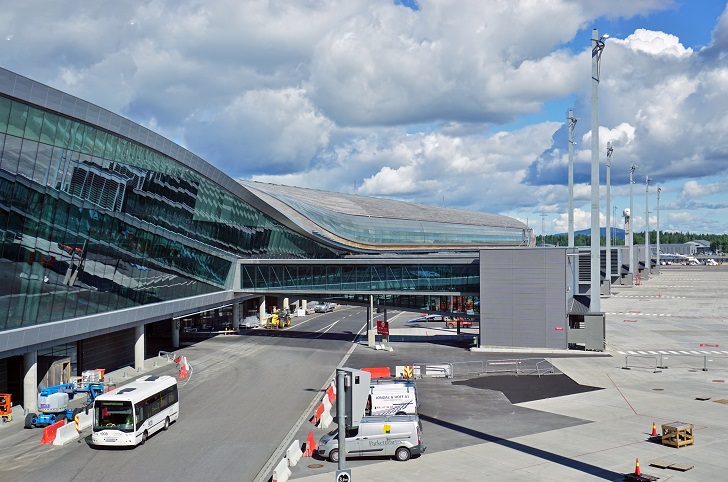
(238, 180, 533, 251)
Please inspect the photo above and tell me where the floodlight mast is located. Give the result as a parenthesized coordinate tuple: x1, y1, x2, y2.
(645, 176, 652, 276)
(567, 109, 577, 248)
(605, 142, 613, 294)
(629, 165, 636, 276)
(590, 29, 607, 312)
(657, 187, 661, 268)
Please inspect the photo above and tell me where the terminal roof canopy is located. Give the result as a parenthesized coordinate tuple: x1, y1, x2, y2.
(237, 180, 534, 252)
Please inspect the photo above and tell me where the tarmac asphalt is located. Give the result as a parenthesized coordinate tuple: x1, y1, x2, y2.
(289, 265, 728, 481)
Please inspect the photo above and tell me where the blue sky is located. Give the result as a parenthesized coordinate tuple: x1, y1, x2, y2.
(2, 0, 728, 236)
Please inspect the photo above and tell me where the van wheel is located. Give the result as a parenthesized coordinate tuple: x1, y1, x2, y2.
(163, 417, 170, 430)
(395, 447, 411, 461)
(140, 430, 148, 445)
(328, 449, 339, 463)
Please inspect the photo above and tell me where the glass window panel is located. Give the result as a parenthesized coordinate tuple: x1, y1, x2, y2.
(34, 142, 53, 185)
(0, 96, 11, 133)
(54, 116, 71, 147)
(70, 122, 85, 152)
(24, 107, 44, 141)
(39, 111, 58, 145)
(18, 139, 39, 180)
(81, 125, 95, 154)
(6, 101, 29, 137)
(1, 134, 21, 174)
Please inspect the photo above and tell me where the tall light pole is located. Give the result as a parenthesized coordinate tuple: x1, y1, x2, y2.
(629, 165, 636, 277)
(657, 187, 661, 269)
(590, 29, 608, 312)
(605, 142, 613, 293)
(540, 213, 548, 247)
(645, 176, 651, 276)
(568, 109, 577, 248)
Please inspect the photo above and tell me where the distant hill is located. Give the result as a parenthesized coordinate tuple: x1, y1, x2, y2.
(553, 228, 626, 240)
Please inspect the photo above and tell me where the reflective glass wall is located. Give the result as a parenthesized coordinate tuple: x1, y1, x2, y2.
(0, 94, 337, 331)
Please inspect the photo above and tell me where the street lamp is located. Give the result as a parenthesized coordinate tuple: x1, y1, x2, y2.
(540, 213, 548, 247)
(657, 187, 661, 269)
(605, 142, 613, 293)
(629, 165, 636, 277)
(567, 109, 577, 248)
(645, 176, 652, 276)
(590, 29, 608, 312)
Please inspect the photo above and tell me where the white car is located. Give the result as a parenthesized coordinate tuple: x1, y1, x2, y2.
(314, 303, 334, 313)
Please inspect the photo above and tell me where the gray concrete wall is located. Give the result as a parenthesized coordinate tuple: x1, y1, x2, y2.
(480, 248, 568, 349)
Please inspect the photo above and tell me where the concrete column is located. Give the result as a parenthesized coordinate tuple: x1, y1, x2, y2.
(383, 308, 388, 344)
(232, 302, 240, 329)
(134, 325, 145, 371)
(282, 297, 289, 312)
(171, 318, 180, 349)
(258, 296, 266, 320)
(367, 295, 375, 347)
(23, 351, 38, 413)
(301, 299, 307, 316)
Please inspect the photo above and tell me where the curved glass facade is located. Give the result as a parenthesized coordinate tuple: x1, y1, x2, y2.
(0, 93, 337, 331)
(284, 196, 530, 246)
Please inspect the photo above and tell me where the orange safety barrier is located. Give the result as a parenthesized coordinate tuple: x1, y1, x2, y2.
(361, 366, 391, 379)
(303, 431, 317, 457)
(310, 404, 324, 425)
(40, 420, 65, 444)
(325, 385, 336, 403)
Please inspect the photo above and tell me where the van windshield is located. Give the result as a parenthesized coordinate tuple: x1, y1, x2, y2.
(326, 427, 359, 437)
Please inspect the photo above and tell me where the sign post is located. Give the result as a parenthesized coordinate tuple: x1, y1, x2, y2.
(335, 469, 352, 482)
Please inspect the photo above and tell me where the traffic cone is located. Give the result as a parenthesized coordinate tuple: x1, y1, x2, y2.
(651, 422, 657, 437)
(303, 431, 317, 456)
(634, 458, 641, 476)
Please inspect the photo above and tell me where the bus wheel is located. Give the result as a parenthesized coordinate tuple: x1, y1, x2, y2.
(140, 430, 148, 445)
(163, 417, 170, 430)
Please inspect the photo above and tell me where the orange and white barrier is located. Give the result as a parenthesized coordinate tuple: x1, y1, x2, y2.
(40, 420, 65, 444)
(272, 457, 291, 482)
(53, 420, 80, 446)
(286, 439, 302, 467)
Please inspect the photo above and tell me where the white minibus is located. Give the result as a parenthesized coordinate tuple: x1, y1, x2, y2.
(91, 375, 179, 447)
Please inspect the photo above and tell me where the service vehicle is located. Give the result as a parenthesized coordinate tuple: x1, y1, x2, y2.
(92, 375, 178, 447)
(24, 381, 105, 429)
(318, 415, 425, 462)
(0, 393, 12, 422)
(445, 317, 473, 328)
(366, 378, 418, 416)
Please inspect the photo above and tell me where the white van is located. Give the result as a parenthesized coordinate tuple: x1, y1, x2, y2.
(318, 415, 425, 462)
(366, 379, 418, 416)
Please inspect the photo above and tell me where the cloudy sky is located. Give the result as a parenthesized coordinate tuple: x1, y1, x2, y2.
(2, 0, 728, 236)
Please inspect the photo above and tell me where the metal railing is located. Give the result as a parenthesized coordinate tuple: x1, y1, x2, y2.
(448, 358, 556, 378)
(411, 362, 453, 378)
(622, 353, 728, 372)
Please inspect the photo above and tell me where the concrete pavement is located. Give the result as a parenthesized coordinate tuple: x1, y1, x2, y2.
(292, 265, 728, 481)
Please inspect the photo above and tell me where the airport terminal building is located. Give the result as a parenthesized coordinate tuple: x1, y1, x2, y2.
(0, 67, 542, 409)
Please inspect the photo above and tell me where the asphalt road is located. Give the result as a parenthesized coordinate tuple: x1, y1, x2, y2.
(0, 305, 368, 482)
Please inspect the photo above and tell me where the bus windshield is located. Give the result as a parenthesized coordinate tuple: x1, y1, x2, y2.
(94, 400, 134, 433)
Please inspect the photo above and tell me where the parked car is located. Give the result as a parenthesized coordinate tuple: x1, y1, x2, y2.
(314, 303, 334, 313)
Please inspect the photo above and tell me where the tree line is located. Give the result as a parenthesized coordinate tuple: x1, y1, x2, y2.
(537, 231, 727, 252)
